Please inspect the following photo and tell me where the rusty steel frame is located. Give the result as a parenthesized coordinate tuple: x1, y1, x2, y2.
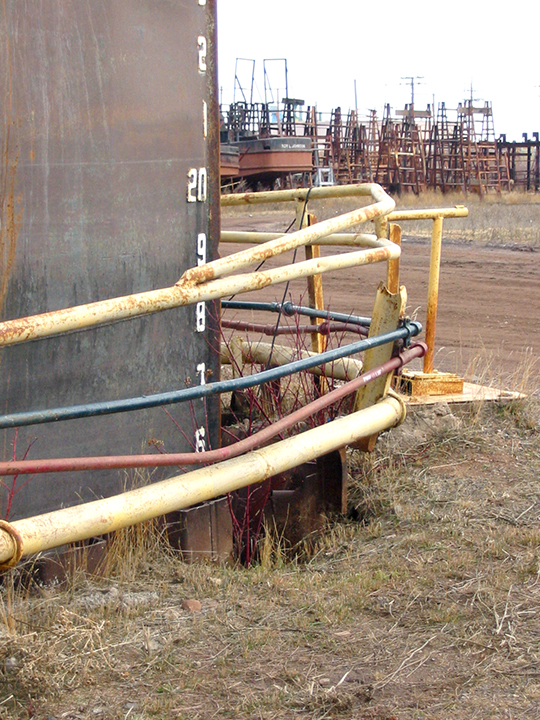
(220, 99, 514, 194)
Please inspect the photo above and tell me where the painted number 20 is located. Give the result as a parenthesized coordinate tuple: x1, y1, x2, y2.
(187, 167, 207, 203)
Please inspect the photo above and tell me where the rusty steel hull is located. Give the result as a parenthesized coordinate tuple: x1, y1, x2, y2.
(0, 1, 220, 520)
(220, 145, 240, 177)
(232, 137, 313, 178)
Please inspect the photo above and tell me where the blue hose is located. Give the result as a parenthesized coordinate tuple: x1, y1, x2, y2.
(0, 321, 421, 429)
(222, 300, 371, 326)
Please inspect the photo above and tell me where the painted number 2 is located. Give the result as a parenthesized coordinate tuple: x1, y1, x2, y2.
(197, 36, 207, 73)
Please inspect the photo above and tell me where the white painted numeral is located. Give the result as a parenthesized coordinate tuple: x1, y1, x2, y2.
(197, 362, 206, 386)
(187, 168, 197, 202)
(187, 168, 207, 202)
(195, 427, 206, 453)
(202, 100, 208, 138)
(198, 0, 206, 5)
(197, 36, 207, 73)
(197, 233, 207, 266)
(197, 167, 207, 201)
(196, 302, 206, 332)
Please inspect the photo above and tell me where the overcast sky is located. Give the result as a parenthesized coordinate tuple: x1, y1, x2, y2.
(217, 1, 539, 142)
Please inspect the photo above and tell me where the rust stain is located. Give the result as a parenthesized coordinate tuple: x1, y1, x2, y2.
(0, 2, 21, 315)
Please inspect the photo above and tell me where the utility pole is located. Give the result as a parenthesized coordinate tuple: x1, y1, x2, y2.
(401, 76, 424, 114)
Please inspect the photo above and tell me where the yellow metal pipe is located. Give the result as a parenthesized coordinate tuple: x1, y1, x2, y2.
(0, 396, 405, 567)
(184, 185, 395, 284)
(234, 340, 364, 380)
(424, 216, 444, 373)
(220, 182, 391, 206)
(0, 242, 399, 348)
(220, 230, 380, 246)
(386, 223, 401, 295)
(387, 206, 468, 221)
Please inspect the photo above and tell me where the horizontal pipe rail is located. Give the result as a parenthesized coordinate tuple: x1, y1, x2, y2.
(0, 395, 406, 568)
(223, 339, 364, 381)
(0, 242, 397, 349)
(220, 183, 392, 206)
(222, 300, 371, 326)
(387, 206, 468, 221)
(0, 184, 393, 349)
(220, 231, 380, 246)
(221, 319, 367, 337)
(0, 322, 421, 428)
(183, 186, 394, 284)
(0, 344, 427, 477)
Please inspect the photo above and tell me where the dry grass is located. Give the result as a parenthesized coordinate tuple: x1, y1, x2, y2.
(1, 380, 539, 719)
(223, 189, 540, 249)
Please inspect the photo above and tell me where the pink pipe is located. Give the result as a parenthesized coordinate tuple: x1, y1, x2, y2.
(0, 343, 426, 476)
(221, 319, 367, 337)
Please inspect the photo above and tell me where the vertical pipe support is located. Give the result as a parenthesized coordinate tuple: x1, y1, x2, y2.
(424, 216, 444, 374)
(297, 201, 328, 392)
(353, 282, 406, 451)
(353, 283, 406, 417)
(386, 223, 401, 295)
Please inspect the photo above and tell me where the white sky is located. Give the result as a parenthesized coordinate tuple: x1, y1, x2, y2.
(217, 1, 540, 142)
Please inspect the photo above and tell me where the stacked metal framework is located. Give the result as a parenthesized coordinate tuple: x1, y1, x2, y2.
(221, 99, 532, 194)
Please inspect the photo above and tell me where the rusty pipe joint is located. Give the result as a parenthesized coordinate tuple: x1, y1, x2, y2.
(0, 520, 23, 571)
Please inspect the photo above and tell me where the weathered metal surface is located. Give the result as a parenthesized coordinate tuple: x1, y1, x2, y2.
(398, 370, 465, 397)
(219, 181, 394, 207)
(0, 1, 220, 519)
(237, 340, 364, 380)
(21, 540, 108, 587)
(354, 284, 406, 412)
(220, 230, 380, 246)
(166, 498, 233, 564)
(386, 223, 402, 295)
(0, 345, 428, 476)
(232, 137, 312, 178)
(220, 144, 240, 177)
(353, 283, 406, 452)
(264, 449, 348, 546)
(184, 184, 395, 283)
(387, 206, 468, 221)
(424, 216, 443, 374)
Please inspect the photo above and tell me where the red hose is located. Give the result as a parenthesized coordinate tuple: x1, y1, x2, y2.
(0, 343, 426, 476)
(221, 319, 367, 336)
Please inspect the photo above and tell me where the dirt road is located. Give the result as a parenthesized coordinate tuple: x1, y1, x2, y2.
(221, 211, 540, 382)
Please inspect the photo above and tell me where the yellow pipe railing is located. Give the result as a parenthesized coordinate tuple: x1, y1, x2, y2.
(0, 185, 394, 348)
(0, 185, 468, 569)
(0, 396, 405, 568)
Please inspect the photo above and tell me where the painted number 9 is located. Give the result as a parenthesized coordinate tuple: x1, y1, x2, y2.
(197, 233, 207, 266)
